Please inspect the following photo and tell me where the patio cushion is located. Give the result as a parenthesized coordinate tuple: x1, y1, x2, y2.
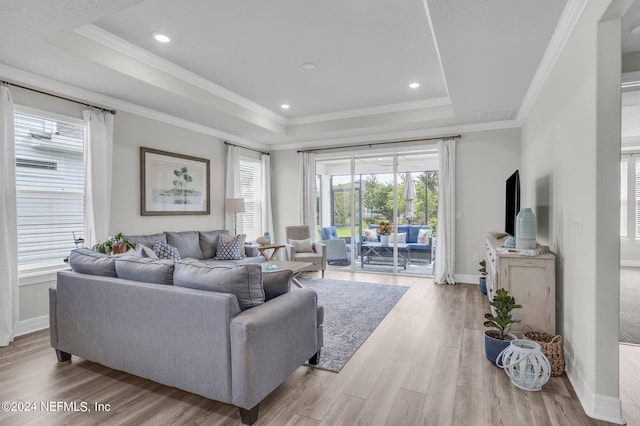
(320, 226, 339, 240)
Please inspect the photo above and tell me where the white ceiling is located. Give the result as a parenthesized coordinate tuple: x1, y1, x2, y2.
(0, 0, 570, 150)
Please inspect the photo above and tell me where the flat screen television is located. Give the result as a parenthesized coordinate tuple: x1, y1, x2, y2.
(505, 170, 520, 237)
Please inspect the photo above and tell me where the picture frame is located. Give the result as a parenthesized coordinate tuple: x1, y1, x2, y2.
(140, 147, 210, 216)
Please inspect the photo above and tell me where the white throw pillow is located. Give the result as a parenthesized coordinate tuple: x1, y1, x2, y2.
(389, 232, 407, 244)
(363, 228, 377, 242)
(417, 228, 432, 244)
(290, 238, 314, 252)
(136, 243, 159, 259)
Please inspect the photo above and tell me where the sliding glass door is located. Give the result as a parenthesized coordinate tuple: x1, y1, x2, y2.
(316, 150, 438, 276)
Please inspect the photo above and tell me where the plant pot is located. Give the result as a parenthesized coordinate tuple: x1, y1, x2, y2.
(380, 235, 390, 245)
(484, 330, 515, 366)
(479, 277, 487, 295)
(111, 244, 127, 254)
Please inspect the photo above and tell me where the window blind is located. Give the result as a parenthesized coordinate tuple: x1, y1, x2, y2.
(239, 158, 262, 241)
(15, 112, 85, 269)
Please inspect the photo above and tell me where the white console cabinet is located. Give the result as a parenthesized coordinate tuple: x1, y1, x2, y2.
(485, 235, 556, 335)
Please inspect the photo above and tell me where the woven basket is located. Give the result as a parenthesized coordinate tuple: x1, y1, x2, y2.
(523, 328, 565, 377)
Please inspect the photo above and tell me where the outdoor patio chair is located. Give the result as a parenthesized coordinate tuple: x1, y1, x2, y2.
(319, 226, 350, 265)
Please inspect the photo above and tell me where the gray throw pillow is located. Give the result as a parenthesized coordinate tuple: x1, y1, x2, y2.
(166, 231, 204, 259)
(173, 260, 264, 310)
(199, 230, 229, 259)
(68, 248, 117, 277)
(262, 269, 291, 301)
(115, 255, 175, 285)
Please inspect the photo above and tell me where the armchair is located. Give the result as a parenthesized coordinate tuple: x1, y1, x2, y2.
(319, 226, 350, 266)
(285, 226, 327, 278)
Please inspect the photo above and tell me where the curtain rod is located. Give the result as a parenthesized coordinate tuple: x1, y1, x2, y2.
(297, 134, 462, 153)
(224, 141, 269, 156)
(1, 80, 116, 115)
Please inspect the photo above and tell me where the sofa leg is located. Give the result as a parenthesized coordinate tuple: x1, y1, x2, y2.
(55, 349, 71, 362)
(321, 269, 325, 278)
(239, 404, 259, 425)
(309, 349, 321, 365)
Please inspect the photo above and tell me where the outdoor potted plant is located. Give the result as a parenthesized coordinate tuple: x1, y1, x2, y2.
(93, 232, 133, 255)
(484, 288, 521, 365)
(377, 220, 393, 245)
(478, 259, 488, 295)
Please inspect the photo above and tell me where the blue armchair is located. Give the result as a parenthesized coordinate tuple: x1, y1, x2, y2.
(319, 226, 350, 265)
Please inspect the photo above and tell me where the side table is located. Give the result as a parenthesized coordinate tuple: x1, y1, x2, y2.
(257, 244, 285, 261)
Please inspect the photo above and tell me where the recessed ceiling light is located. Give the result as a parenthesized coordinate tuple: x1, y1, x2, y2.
(281, 104, 290, 110)
(153, 33, 171, 43)
(409, 82, 420, 89)
(302, 62, 316, 70)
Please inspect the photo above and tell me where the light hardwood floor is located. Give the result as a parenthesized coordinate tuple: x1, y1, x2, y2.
(0, 271, 624, 425)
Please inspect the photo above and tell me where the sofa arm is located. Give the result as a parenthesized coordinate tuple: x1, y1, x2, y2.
(49, 285, 59, 348)
(230, 288, 319, 409)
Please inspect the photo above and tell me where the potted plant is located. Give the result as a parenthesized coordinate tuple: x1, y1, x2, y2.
(478, 259, 488, 295)
(377, 220, 393, 245)
(93, 233, 133, 255)
(484, 288, 521, 365)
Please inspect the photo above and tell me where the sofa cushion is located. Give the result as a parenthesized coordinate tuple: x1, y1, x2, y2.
(215, 234, 243, 260)
(115, 255, 175, 285)
(135, 243, 159, 259)
(166, 231, 204, 259)
(68, 248, 117, 277)
(125, 232, 167, 248)
(173, 260, 264, 310)
(199, 230, 229, 259)
(153, 241, 182, 260)
(262, 269, 291, 301)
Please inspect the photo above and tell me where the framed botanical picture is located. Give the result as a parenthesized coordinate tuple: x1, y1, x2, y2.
(140, 147, 210, 215)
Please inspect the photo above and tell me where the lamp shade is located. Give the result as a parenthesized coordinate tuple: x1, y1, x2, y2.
(225, 198, 245, 213)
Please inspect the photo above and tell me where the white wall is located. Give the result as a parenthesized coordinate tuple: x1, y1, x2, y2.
(520, 0, 622, 421)
(271, 127, 521, 277)
(110, 111, 226, 235)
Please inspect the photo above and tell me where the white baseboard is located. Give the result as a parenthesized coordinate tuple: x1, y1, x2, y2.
(454, 274, 479, 284)
(620, 260, 640, 267)
(564, 348, 625, 424)
(15, 315, 49, 337)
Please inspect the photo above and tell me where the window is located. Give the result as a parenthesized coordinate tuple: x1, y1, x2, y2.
(15, 110, 85, 270)
(239, 157, 262, 241)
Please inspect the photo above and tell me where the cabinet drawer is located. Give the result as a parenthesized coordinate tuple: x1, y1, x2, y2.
(507, 258, 545, 268)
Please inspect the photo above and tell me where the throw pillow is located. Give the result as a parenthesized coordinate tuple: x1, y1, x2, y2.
(68, 248, 117, 277)
(135, 243, 159, 259)
(173, 260, 264, 310)
(152, 241, 182, 260)
(389, 232, 407, 244)
(262, 269, 292, 301)
(115, 255, 174, 285)
(417, 228, 432, 244)
(290, 238, 313, 253)
(363, 228, 377, 242)
(215, 234, 243, 260)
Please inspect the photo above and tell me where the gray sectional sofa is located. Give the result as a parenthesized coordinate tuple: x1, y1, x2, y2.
(49, 230, 324, 425)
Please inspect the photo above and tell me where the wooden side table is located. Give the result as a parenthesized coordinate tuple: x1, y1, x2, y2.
(257, 244, 285, 261)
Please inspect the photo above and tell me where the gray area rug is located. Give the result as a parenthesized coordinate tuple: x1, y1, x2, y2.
(298, 277, 409, 372)
(620, 267, 640, 345)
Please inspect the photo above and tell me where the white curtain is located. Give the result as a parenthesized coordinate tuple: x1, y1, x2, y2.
(0, 86, 18, 347)
(434, 138, 456, 284)
(83, 109, 114, 247)
(299, 152, 316, 238)
(261, 154, 274, 243)
(225, 145, 243, 233)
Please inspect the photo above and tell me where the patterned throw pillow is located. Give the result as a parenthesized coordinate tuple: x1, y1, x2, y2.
(215, 234, 243, 260)
(363, 228, 377, 242)
(417, 228, 432, 244)
(152, 241, 182, 260)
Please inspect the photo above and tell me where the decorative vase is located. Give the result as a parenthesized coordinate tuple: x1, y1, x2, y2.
(479, 277, 487, 295)
(380, 235, 390, 245)
(516, 208, 537, 249)
(496, 339, 551, 391)
(111, 244, 127, 254)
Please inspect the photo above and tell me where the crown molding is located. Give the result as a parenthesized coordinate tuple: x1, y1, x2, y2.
(287, 97, 451, 126)
(75, 25, 288, 126)
(268, 118, 521, 151)
(516, 0, 588, 125)
(0, 62, 268, 151)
